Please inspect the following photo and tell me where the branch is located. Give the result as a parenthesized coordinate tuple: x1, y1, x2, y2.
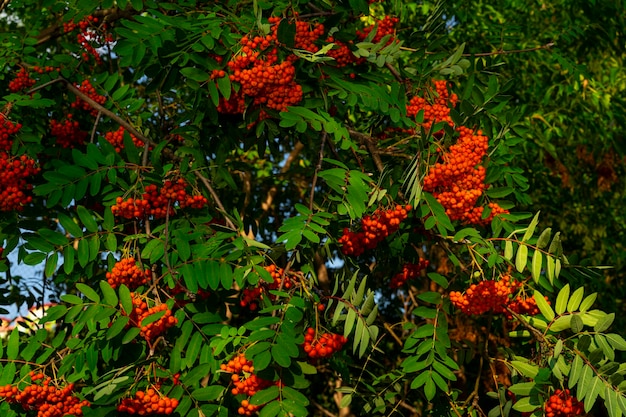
(261, 141, 304, 212)
(348, 129, 385, 173)
(193, 171, 237, 230)
(308, 132, 327, 211)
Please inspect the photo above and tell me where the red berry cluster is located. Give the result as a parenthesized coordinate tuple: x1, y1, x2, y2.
(338, 205, 412, 256)
(0, 153, 40, 211)
(71, 80, 106, 116)
(111, 179, 208, 220)
(356, 15, 399, 44)
(406, 79, 458, 132)
(117, 388, 179, 415)
(390, 259, 430, 288)
(303, 327, 347, 360)
(64, 16, 113, 65)
(240, 265, 296, 310)
(104, 126, 145, 153)
(8, 68, 36, 92)
(449, 275, 545, 318)
(0, 116, 22, 151)
(106, 257, 151, 289)
(545, 389, 584, 417)
(0, 372, 90, 417)
(49, 116, 88, 148)
(220, 354, 277, 416)
(124, 293, 178, 342)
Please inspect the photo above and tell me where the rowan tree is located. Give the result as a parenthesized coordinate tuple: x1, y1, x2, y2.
(0, 1, 624, 417)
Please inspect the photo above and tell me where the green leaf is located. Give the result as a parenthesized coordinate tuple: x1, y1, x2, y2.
(76, 283, 100, 303)
(533, 290, 555, 321)
(76, 205, 99, 233)
(568, 354, 584, 389)
(512, 397, 541, 413)
(584, 376, 603, 412)
(567, 286, 585, 313)
(119, 285, 133, 315)
(595, 313, 615, 332)
(99, 280, 118, 306)
(58, 213, 83, 237)
(555, 284, 570, 315)
(504, 241, 513, 260)
(521, 211, 540, 242)
(510, 360, 539, 378)
(7, 329, 19, 360)
(531, 250, 542, 283)
(250, 385, 280, 406)
(579, 292, 597, 312)
(605, 333, 626, 350)
(570, 314, 584, 333)
(107, 316, 129, 340)
(536, 227, 552, 249)
(515, 244, 528, 272)
(550, 315, 572, 332)
(192, 385, 225, 401)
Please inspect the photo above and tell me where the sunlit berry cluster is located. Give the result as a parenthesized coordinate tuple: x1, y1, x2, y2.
(449, 275, 545, 318)
(240, 264, 296, 310)
(111, 179, 208, 220)
(390, 259, 430, 288)
(124, 293, 178, 342)
(220, 354, 277, 416)
(106, 257, 151, 289)
(406, 79, 458, 132)
(411, 81, 507, 224)
(104, 126, 145, 153)
(117, 388, 178, 415)
(356, 16, 399, 44)
(303, 327, 347, 360)
(423, 125, 508, 224)
(8, 68, 36, 92)
(71, 80, 106, 116)
(49, 116, 88, 148)
(0, 372, 90, 417)
(338, 205, 411, 256)
(545, 389, 584, 417)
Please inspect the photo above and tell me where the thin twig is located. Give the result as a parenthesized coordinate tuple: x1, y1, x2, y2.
(308, 132, 327, 212)
(193, 171, 237, 230)
(348, 129, 385, 173)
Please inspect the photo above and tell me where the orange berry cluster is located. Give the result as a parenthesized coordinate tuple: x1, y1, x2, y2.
(0, 372, 90, 417)
(449, 275, 544, 318)
(406, 80, 458, 132)
(269, 16, 325, 53)
(303, 327, 347, 360)
(545, 389, 584, 417)
(219, 16, 320, 116)
(49, 116, 87, 148)
(117, 388, 179, 415)
(104, 126, 145, 153)
(338, 205, 411, 256)
(8, 68, 36, 92)
(124, 293, 178, 342)
(111, 179, 208, 220)
(220, 354, 276, 416)
(325, 37, 366, 67)
(71, 80, 106, 116)
(390, 259, 430, 288)
(356, 16, 399, 44)
(240, 265, 296, 310)
(106, 257, 151, 289)
(411, 81, 507, 225)
(423, 125, 508, 224)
